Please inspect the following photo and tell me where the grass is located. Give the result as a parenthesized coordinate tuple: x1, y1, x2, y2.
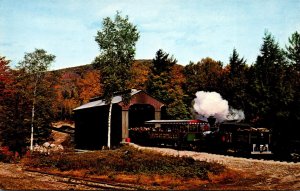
(22, 145, 227, 189)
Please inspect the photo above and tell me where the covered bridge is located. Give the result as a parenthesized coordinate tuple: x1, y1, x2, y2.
(73, 89, 164, 149)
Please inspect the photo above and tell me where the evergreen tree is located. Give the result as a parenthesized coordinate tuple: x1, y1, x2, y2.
(250, 31, 292, 127)
(224, 49, 249, 111)
(147, 49, 176, 102)
(285, 31, 300, 128)
(285, 31, 300, 70)
(147, 49, 189, 119)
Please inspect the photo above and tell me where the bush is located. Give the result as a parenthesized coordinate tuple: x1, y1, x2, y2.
(23, 145, 225, 180)
(0, 146, 19, 163)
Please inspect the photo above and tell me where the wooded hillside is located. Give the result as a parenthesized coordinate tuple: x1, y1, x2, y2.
(0, 32, 299, 153)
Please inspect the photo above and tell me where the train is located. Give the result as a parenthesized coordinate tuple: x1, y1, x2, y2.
(128, 117, 299, 161)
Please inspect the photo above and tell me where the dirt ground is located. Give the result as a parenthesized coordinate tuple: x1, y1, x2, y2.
(133, 144, 300, 190)
(0, 162, 97, 190)
(0, 144, 299, 190)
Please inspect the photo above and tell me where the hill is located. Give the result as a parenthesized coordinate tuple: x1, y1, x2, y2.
(50, 59, 153, 120)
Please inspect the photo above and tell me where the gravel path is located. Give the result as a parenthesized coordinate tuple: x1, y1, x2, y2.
(130, 143, 300, 190)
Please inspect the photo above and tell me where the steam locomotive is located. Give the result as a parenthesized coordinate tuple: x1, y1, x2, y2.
(129, 117, 286, 158)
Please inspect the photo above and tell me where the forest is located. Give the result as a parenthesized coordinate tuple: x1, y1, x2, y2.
(0, 29, 299, 153)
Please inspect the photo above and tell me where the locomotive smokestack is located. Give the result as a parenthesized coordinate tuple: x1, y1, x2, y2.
(207, 116, 216, 127)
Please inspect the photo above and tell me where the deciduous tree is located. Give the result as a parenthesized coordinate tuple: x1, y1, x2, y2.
(0, 56, 12, 102)
(55, 71, 81, 120)
(77, 70, 101, 104)
(17, 49, 55, 151)
(184, 57, 224, 106)
(0, 56, 14, 150)
(128, 60, 152, 90)
(93, 12, 139, 148)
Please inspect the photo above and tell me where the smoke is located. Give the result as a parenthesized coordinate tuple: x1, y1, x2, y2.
(226, 108, 245, 121)
(193, 91, 245, 122)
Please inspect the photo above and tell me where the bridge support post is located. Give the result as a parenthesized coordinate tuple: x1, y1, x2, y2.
(122, 110, 129, 142)
(155, 110, 161, 128)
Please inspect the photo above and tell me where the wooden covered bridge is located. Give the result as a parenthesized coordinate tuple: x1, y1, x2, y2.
(73, 89, 164, 149)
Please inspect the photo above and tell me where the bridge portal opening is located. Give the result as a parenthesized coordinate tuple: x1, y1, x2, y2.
(129, 104, 155, 128)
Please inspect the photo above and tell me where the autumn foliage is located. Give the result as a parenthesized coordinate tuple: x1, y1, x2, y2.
(0, 56, 12, 101)
(51, 65, 102, 120)
(0, 30, 299, 154)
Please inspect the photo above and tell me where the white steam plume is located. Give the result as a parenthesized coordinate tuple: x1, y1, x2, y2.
(226, 108, 245, 121)
(193, 91, 245, 122)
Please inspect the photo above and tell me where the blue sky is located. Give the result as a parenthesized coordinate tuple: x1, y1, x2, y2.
(0, 0, 299, 70)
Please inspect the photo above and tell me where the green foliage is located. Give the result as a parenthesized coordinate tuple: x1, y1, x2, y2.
(33, 74, 57, 140)
(93, 11, 139, 102)
(147, 49, 189, 119)
(92, 12, 139, 148)
(229, 49, 247, 77)
(2, 27, 300, 154)
(223, 49, 249, 111)
(285, 31, 300, 124)
(18, 49, 55, 146)
(24, 145, 225, 180)
(183, 57, 224, 105)
(249, 31, 294, 127)
(147, 50, 173, 101)
(285, 31, 300, 69)
(152, 49, 176, 75)
(17, 49, 55, 74)
(182, 31, 298, 130)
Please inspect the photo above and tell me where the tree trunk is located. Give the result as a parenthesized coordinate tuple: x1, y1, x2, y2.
(107, 102, 113, 149)
(30, 81, 38, 152)
(30, 102, 35, 152)
(30, 75, 39, 152)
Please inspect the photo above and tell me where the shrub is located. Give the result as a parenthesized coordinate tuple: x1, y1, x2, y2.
(0, 146, 18, 163)
(23, 145, 225, 180)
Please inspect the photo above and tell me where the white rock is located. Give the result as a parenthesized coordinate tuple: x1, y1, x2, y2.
(50, 144, 56, 148)
(43, 142, 50, 148)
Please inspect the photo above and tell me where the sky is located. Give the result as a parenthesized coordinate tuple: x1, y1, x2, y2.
(0, 0, 299, 70)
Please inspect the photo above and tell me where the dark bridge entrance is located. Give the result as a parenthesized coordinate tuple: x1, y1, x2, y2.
(129, 104, 155, 128)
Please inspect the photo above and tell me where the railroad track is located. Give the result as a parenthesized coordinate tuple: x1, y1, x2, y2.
(25, 169, 148, 190)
